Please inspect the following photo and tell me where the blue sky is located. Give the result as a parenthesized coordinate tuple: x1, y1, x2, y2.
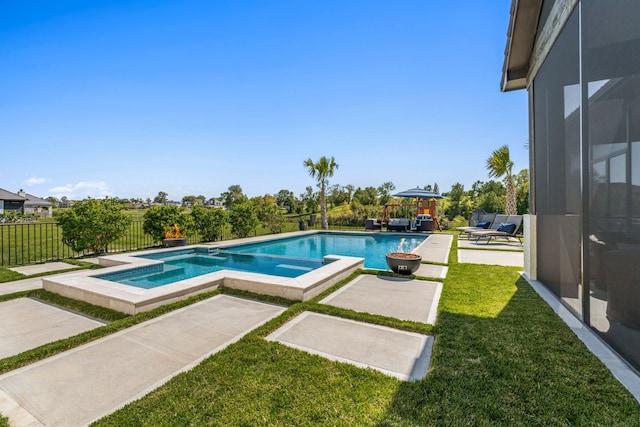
(1, 0, 527, 202)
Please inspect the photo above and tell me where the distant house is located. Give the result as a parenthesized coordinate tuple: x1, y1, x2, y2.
(0, 188, 26, 214)
(18, 190, 53, 218)
(0, 189, 53, 217)
(205, 198, 224, 209)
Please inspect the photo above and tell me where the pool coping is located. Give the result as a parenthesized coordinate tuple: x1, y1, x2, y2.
(42, 231, 427, 315)
(42, 236, 364, 315)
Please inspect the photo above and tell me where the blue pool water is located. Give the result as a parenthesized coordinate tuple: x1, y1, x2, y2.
(97, 232, 426, 289)
(97, 247, 327, 288)
(227, 232, 426, 270)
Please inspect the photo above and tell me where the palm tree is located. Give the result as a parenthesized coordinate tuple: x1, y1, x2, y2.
(486, 145, 517, 215)
(303, 156, 339, 229)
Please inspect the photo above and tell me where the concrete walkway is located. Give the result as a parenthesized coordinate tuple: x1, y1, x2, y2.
(0, 299, 104, 360)
(0, 295, 285, 426)
(1, 261, 91, 296)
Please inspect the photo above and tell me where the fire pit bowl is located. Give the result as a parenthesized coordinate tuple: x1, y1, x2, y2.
(385, 252, 422, 275)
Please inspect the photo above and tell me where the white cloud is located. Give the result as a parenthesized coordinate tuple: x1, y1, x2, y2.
(24, 176, 49, 186)
(49, 181, 111, 200)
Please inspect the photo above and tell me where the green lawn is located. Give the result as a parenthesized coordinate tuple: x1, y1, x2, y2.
(1, 236, 638, 426)
(94, 240, 639, 425)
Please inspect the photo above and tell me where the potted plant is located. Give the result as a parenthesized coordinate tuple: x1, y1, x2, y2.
(162, 223, 188, 247)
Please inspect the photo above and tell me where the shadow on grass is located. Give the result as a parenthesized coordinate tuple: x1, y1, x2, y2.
(380, 273, 640, 426)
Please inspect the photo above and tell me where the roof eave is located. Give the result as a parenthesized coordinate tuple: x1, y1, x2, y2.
(501, 0, 543, 92)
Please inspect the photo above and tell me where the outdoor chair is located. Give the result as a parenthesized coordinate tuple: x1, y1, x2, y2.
(457, 214, 508, 239)
(468, 215, 523, 244)
(412, 214, 433, 232)
(364, 218, 382, 231)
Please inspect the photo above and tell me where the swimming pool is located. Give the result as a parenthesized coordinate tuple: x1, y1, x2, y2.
(44, 231, 430, 314)
(96, 247, 327, 288)
(97, 232, 426, 288)
(226, 232, 426, 270)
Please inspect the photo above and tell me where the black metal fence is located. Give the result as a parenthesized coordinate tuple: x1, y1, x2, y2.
(0, 216, 364, 267)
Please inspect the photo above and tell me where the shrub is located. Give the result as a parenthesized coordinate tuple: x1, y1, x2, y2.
(229, 202, 259, 238)
(257, 204, 285, 234)
(143, 205, 193, 242)
(448, 215, 468, 230)
(57, 198, 131, 254)
(190, 206, 227, 242)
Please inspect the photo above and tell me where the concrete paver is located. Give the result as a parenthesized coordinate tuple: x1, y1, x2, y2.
(414, 263, 447, 279)
(267, 311, 433, 381)
(0, 278, 42, 296)
(0, 295, 285, 427)
(458, 248, 523, 267)
(9, 262, 77, 276)
(415, 233, 452, 264)
(0, 299, 104, 359)
(320, 274, 441, 324)
(458, 239, 523, 250)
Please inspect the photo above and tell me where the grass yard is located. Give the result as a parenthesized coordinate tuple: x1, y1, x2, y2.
(90, 240, 639, 426)
(0, 235, 638, 426)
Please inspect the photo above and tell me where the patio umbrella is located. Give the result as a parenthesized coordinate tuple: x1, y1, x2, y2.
(392, 187, 444, 199)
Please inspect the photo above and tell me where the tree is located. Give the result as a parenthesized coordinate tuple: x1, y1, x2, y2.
(46, 196, 59, 207)
(221, 185, 247, 209)
(143, 205, 193, 242)
(57, 197, 131, 254)
(182, 195, 205, 208)
(303, 156, 339, 229)
(229, 202, 259, 238)
(433, 183, 439, 194)
(352, 186, 378, 206)
(445, 183, 473, 220)
(377, 181, 395, 205)
(153, 191, 168, 204)
(252, 195, 285, 234)
(190, 205, 227, 241)
(276, 189, 296, 213)
(486, 145, 517, 215)
(515, 169, 530, 214)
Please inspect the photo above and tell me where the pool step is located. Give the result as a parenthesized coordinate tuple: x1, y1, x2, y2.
(131, 264, 186, 284)
(182, 255, 227, 266)
(274, 264, 314, 276)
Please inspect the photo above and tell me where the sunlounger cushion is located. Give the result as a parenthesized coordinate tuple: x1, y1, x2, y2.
(476, 221, 491, 229)
(496, 223, 517, 234)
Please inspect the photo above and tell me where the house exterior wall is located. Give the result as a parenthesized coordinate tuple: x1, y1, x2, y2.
(528, 0, 640, 371)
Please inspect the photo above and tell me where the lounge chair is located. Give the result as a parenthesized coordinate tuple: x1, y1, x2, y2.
(469, 215, 523, 244)
(457, 214, 508, 239)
